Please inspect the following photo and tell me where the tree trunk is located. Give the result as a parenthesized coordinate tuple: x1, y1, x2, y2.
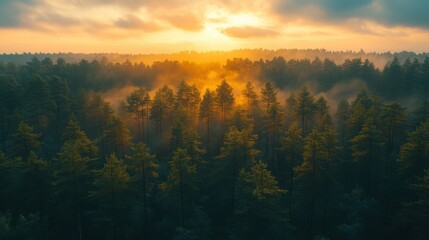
(179, 156, 185, 227)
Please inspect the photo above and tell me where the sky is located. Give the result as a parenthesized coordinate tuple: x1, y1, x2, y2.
(1, 0, 429, 54)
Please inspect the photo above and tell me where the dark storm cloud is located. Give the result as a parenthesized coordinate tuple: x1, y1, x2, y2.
(378, 0, 429, 28)
(0, 0, 39, 27)
(275, 0, 429, 29)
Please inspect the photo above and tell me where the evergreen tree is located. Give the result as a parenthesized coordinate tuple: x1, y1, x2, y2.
(53, 120, 98, 239)
(199, 89, 216, 158)
(314, 96, 332, 130)
(103, 116, 132, 158)
(151, 85, 174, 139)
(127, 143, 158, 232)
(242, 81, 259, 117)
(24, 76, 56, 132)
(217, 126, 260, 216)
(169, 120, 205, 166)
(160, 148, 197, 227)
(280, 124, 303, 214)
(398, 169, 429, 239)
(296, 86, 315, 137)
(215, 80, 234, 130)
(413, 100, 429, 127)
(12, 122, 42, 159)
(231, 161, 288, 240)
(176, 81, 201, 126)
(397, 120, 429, 177)
(127, 88, 147, 141)
(335, 98, 350, 148)
(284, 93, 298, 128)
(261, 82, 283, 170)
(350, 116, 382, 195)
(49, 76, 71, 133)
(92, 154, 130, 240)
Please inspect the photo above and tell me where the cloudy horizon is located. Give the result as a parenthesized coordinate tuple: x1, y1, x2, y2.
(1, 0, 428, 53)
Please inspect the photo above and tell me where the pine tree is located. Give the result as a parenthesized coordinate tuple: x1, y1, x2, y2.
(335, 98, 350, 148)
(215, 80, 234, 130)
(280, 124, 303, 215)
(23, 152, 50, 216)
(413, 100, 429, 128)
(103, 116, 132, 158)
(24, 76, 56, 132)
(53, 119, 98, 239)
(296, 86, 315, 137)
(217, 126, 260, 216)
(351, 115, 382, 195)
(314, 96, 332, 130)
(169, 120, 205, 166)
(127, 88, 147, 141)
(261, 82, 283, 170)
(199, 89, 216, 158)
(233, 161, 288, 240)
(92, 154, 130, 240)
(49, 76, 71, 133)
(397, 120, 429, 177)
(242, 82, 259, 117)
(398, 169, 429, 239)
(127, 143, 158, 231)
(284, 93, 298, 128)
(150, 85, 174, 139)
(12, 122, 42, 159)
(176, 81, 201, 126)
(160, 148, 197, 227)
(380, 102, 406, 175)
(295, 127, 338, 239)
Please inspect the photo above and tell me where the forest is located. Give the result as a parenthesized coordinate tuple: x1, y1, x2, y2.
(0, 55, 429, 240)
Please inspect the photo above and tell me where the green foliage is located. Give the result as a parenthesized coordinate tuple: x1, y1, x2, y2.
(0, 212, 49, 240)
(199, 89, 216, 121)
(232, 161, 290, 240)
(1, 56, 429, 239)
(239, 161, 286, 200)
(215, 80, 235, 126)
(242, 82, 259, 115)
(398, 120, 429, 176)
(151, 85, 175, 137)
(91, 154, 130, 238)
(11, 122, 41, 159)
(53, 120, 98, 206)
(176, 81, 201, 125)
(397, 169, 429, 239)
(296, 86, 315, 136)
(218, 126, 260, 170)
(170, 120, 205, 163)
(336, 187, 379, 240)
(103, 116, 132, 157)
(160, 148, 197, 192)
(127, 88, 149, 140)
(92, 154, 130, 198)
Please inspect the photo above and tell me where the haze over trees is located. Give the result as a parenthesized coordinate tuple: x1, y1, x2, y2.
(0, 54, 429, 240)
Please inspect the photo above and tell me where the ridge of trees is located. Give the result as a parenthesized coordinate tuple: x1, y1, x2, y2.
(0, 56, 428, 239)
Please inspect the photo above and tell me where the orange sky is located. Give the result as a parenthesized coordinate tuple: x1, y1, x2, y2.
(1, 0, 428, 53)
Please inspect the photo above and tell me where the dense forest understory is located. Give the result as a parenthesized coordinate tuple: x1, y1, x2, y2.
(0, 55, 429, 240)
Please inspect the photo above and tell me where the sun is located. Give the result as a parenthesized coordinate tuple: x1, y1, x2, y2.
(189, 7, 269, 51)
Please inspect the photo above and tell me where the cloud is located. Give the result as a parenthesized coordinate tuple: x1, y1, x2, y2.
(274, 0, 429, 29)
(0, 0, 40, 27)
(165, 14, 204, 32)
(34, 13, 80, 27)
(222, 26, 279, 38)
(115, 14, 162, 32)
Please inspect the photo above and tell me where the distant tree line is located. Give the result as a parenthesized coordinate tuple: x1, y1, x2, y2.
(0, 57, 428, 239)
